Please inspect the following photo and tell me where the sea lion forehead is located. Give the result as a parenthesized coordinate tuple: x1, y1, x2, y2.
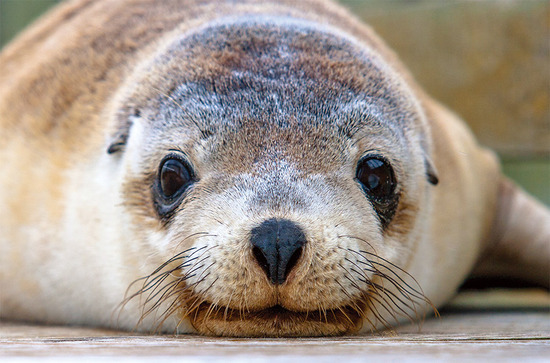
(134, 15, 419, 171)
(147, 15, 419, 130)
(179, 15, 380, 84)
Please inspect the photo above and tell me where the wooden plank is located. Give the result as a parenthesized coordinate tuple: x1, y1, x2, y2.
(1, 290, 548, 362)
(0, 317, 548, 362)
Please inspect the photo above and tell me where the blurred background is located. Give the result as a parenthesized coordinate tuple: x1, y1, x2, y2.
(1, 0, 548, 205)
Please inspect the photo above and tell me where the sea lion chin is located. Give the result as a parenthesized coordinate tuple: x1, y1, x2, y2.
(0, 0, 548, 338)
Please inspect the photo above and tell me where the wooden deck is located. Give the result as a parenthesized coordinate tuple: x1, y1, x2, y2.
(1, 289, 548, 362)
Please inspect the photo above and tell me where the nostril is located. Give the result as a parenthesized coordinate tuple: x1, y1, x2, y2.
(252, 245, 270, 277)
(284, 245, 303, 281)
(250, 218, 306, 285)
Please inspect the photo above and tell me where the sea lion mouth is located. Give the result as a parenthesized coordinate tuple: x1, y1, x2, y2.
(188, 302, 364, 337)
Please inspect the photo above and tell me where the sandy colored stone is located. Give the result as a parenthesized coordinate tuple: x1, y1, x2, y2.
(342, 0, 550, 157)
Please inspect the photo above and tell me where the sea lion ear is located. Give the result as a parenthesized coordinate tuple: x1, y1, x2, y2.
(424, 154, 439, 185)
(106, 113, 135, 154)
(107, 130, 128, 154)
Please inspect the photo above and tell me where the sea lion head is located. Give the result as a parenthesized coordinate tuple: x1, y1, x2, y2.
(108, 15, 438, 337)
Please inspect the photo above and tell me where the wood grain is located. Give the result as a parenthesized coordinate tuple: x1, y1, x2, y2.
(1, 290, 548, 362)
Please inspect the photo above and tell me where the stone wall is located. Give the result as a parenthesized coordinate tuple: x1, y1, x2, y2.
(341, 0, 549, 159)
(340, 0, 549, 204)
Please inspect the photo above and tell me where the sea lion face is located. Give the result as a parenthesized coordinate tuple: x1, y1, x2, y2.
(113, 16, 435, 336)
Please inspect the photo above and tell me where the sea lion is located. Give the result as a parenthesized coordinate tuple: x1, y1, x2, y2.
(0, 0, 548, 337)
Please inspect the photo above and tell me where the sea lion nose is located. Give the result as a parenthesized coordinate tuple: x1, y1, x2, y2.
(250, 218, 306, 285)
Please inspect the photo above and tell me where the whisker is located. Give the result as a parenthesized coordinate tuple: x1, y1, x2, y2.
(124, 247, 197, 298)
(362, 291, 394, 332)
(366, 279, 417, 325)
(358, 249, 427, 298)
(224, 289, 236, 321)
(335, 277, 365, 319)
(336, 239, 437, 333)
(160, 275, 212, 332)
(117, 237, 217, 332)
(351, 263, 423, 314)
(345, 246, 428, 303)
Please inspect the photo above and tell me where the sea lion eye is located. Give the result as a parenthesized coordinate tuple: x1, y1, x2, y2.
(356, 156, 396, 200)
(154, 156, 195, 217)
(356, 156, 398, 228)
(160, 158, 192, 198)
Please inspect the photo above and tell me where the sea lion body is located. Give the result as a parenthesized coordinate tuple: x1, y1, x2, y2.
(0, 0, 548, 337)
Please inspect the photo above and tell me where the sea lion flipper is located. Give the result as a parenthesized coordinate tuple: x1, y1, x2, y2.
(472, 178, 550, 288)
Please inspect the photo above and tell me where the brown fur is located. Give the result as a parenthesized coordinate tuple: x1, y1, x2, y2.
(1, 0, 548, 337)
